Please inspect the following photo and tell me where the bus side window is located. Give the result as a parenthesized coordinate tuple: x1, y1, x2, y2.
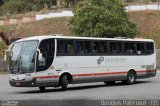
(124, 42, 136, 55)
(109, 42, 122, 54)
(130, 43, 137, 54)
(76, 41, 85, 54)
(124, 43, 130, 54)
(93, 42, 99, 54)
(57, 40, 67, 54)
(137, 43, 145, 55)
(146, 42, 154, 54)
(103, 42, 108, 54)
(57, 40, 74, 55)
(109, 42, 116, 53)
(67, 41, 74, 54)
(93, 41, 106, 54)
(84, 41, 92, 55)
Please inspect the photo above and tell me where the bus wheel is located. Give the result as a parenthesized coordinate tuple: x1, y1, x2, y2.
(104, 81, 115, 85)
(125, 71, 136, 85)
(39, 87, 45, 92)
(61, 75, 68, 91)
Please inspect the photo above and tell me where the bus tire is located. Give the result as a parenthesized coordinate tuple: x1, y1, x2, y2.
(104, 81, 115, 85)
(124, 71, 136, 85)
(39, 87, 45, 92)
(61, 75, 68, 91)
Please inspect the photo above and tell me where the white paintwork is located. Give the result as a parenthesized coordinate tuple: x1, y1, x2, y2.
(126, 4, 160, 11)
(35, 5, 160, 21)
(9, 35, 156, 86)
(36, 11, 74, 20)
(14, 35, 154, 43)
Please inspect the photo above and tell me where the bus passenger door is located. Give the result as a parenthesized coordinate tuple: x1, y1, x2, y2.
(36, 39, 56, 85)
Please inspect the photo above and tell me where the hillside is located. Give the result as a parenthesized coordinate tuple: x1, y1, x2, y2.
(0, 17, 71, 37)
(129, 10, 160, 47)
(0, 10, 160, 47)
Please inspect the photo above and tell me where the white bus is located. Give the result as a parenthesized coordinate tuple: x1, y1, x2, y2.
(5, 35, 156, 92)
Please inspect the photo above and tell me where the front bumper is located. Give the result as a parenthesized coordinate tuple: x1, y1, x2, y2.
(9, 78, 60, 87)
(9, 79, 37, 87)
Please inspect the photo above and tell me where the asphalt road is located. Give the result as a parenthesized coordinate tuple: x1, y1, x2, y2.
(0, 72, 160, 106)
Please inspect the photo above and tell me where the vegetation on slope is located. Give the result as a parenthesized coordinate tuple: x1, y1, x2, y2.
(129, 10, 160, 48)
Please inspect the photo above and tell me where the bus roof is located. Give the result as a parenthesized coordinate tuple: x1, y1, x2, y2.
(15, 34, 154, 43)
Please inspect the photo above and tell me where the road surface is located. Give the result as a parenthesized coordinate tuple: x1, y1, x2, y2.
(0, 72, 160, 106)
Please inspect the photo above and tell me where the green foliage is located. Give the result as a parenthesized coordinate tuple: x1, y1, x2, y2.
(0, 0, 32, 15)
(150, 0, 158, 2)
(0, 25, 16, 31)
(125, 0, 158, 3)
(0, 0, 55, 15)
(33, 0, 53, 11)
(70, 0, 138, 38)
(145, 32, 160, 48)
(0, 41, 6, 58)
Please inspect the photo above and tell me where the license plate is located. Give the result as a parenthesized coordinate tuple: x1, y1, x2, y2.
(16, 82, 20, 86)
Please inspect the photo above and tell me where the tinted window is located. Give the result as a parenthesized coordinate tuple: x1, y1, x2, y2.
(57, 40, 67, 54)
(124, 42, 137, 54)
(146, 42, 154, 54)
(84, 41, 92, 55)
(137, 43, 145, 54)
(93, 41, 107, 54)
(57, 39, 154, 56)
(109, 42, 122, 54)
(76, 41, 85, 54)
(57, 40, 74, 55)
(37, 39, 55, 71)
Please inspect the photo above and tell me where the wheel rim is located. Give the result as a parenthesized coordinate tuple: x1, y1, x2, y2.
(129, 74, 135, 83)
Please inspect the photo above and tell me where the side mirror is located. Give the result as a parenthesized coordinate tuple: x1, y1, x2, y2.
(38, 53, 43, 61)
(36, 49, 43, 61)
(4, 50, 12, 62)
(36, 49, 45, 66)
(4, 54, 7, 62)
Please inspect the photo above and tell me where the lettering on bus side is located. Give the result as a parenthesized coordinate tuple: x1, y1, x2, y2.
(97, 57, 127, 65)
(97, 57, 104, 65)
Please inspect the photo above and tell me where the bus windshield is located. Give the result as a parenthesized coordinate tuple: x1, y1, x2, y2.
(10, 40, 38, 74)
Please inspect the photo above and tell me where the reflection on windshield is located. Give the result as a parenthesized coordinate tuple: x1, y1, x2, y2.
(10, 41, 38, 74)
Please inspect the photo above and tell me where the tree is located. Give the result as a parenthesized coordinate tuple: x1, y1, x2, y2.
(0, 0, 32, 15)
(64, 0, 83, 8)
(69, 0, 138, 38)
(0, 0, 55, 15)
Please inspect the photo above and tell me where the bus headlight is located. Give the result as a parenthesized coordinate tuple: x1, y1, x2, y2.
(25, 74, 33, 80)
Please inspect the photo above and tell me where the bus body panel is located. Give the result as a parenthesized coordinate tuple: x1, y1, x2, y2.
(8, 35, 156, 88)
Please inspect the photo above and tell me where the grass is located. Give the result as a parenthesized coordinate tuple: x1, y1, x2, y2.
(0, 71, 8, 75)
(0, 25, 16, 30)
(15, 17, 71, 38)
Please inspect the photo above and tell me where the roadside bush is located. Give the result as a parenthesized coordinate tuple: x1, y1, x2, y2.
(0, 0, 56, 15)
(0, 0, 32, 15)
(0, 41, 7, 72)
(0, 41, 6, 58)
(34, 0, 53, 11)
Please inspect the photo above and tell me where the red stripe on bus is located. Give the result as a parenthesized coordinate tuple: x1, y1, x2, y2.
(72, 72, 128, 77)
(35, 70, 155, 79)
(36, 76, 59, 79)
